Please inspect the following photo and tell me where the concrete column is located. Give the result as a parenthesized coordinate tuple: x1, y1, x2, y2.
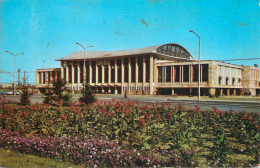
(40, 72, 44, 84)
(227, 89, 230, 96)
(77, 61, 80, 89)
(172, 65, 175, 83)
(95, 63, 98, 85)
(191, 65, 193, 82)
(220, 89, 223, 96)
(65, 62, 69, 83)
(234, 89, 236, 96)
(49, 71, 53, 82)
(200, 64, 203, 82)
(41, 72, 44, 84)
(115, 88, 118, 94)
(71, 62, 75, 84)
(143, 56, 146, 89)
(179, 66, 181, 84)
(149, 55, 154, 95)
(135, 56, 138, 88)
(171, 66, 173, 84)
(36, 71, 39, 85)
(189, 65, 191, 84)
(108, 62, 111, 84)
(46, 72, 49, 84)
(153, 57, 157, 84)
(89, 62, 92, 84)
(128, 57, 131, 93)
(121, 58, 124, 94)
(172, 88, 175, 96)
(115, 59, 118, 83)
(181, 66, 184, 83)
(60, 61, 64, 79)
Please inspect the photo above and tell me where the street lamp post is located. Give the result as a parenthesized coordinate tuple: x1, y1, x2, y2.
(5, 51, 24, 95)
(189, 30, 201, 102)
(75, 43, 94, 87)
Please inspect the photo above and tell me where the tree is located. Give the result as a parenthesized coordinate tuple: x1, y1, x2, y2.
(78, 83, 96, 104)
(42, 77, 72, 106)
(20, 73, 31, 105)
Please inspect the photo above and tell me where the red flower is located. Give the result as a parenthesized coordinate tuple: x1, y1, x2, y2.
(73, 109, 79, 114)
(57, 99, 63, 107)
(138, 118, 145, 126)
(60, 115, 67, 120)
(1, 115, 8, 119)
(145, 113, 150, 119)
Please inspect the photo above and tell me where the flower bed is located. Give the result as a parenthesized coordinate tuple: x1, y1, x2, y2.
(0, 101, 259, 167)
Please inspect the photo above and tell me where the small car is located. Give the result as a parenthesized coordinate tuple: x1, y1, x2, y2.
(5, 91, 14, 95)
(0, 91, 7, 95)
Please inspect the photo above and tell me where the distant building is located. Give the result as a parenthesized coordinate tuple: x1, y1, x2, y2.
(36, 43, 260, 96)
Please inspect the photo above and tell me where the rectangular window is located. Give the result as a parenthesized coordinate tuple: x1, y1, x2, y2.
(69, 65, 72, 83)
(47, 72, 51, 82)
(117, 59, 122, 83)
(52, 71, 55, 81)
(131, 57, 136, 83)
(80, 62, 83, 83)
(57, 71, 60, 80)
(43, 72, 46, 84)
(104, 65, 108, 83)
(74, 65, 78, 83)
(138, 56, 143, 82)
(92, 61, 96, 83)
(124, 58, 128, 83)
(183, 65, 189, 82)
(193, 65, 198, 82)
(158, 67, 162, 82)
(202, 64, 208, 82)
(166, 66, 171, 82)
(98, 65, 102, 83)
(174, 65, 180, 82)
(110, 60, 115, 83)
(64, 68, 67, 82)
(145, 55, 150, 82)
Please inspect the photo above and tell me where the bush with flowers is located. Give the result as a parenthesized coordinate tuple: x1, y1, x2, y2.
(0, 100, 259, 167)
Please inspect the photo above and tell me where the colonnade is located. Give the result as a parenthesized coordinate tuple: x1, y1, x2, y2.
(60, 55, 154, 94)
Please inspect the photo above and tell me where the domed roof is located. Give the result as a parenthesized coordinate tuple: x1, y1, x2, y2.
(56, 43, 193, 61)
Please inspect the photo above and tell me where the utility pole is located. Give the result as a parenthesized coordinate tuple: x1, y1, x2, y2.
(5, 51, 24, 95)
(18, 68, 21, 89)
(189, 30, 201, 102)
(75, 42, 94, 87)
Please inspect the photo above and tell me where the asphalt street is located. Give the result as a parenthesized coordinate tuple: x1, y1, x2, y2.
(1, 93, 260, 113)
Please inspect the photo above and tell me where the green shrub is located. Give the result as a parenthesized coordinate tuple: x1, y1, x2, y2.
(78, 83, 96, 104)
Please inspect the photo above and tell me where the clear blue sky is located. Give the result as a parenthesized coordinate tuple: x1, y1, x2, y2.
(1, 0, 260, 84)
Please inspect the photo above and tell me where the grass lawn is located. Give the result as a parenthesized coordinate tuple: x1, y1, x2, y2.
(0, 148, 82, 168)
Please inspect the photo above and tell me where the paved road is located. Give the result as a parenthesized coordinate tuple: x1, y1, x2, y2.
(1, 94, 260, 113)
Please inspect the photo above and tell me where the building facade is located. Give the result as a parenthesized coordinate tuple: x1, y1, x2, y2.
(36, 43, 260, 96)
